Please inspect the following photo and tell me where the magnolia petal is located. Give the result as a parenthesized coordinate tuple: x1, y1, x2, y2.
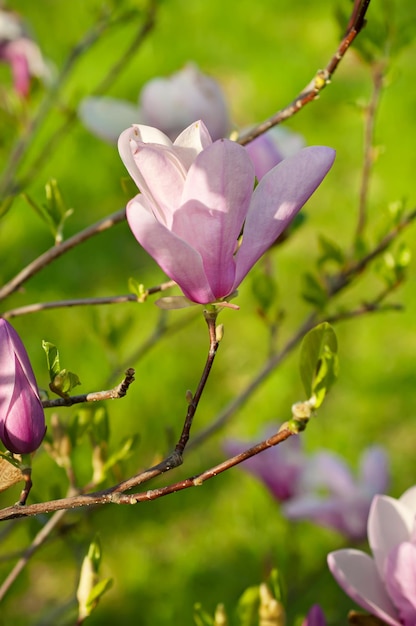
(3, 357, 46, 454)
(127, 143, 187, 226)
(173, 120, 213, 169)
(126, 195, 215, 303)
(399, 486, 416, 514)
(175, 139, 254, 298)
(234, 146, 335, 288)
(359, 446, 389, 494)
(368, 495, 415, 580)
(384, 542, 416, 626)
(79, 96, 140, 143)
(327, 550, 401, 626)
(245, 132, 284, 180)
(302, 451, 357, 495)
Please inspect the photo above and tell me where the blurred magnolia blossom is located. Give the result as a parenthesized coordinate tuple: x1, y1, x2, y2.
(302, 604, 326, 626)
(328, 486, 416, 626)
(79, 63, 230, 144)
(224, 432, 305, 501)
(0, 9, 51, 97)
(0, 319, 46, 454)
(224, 427, 388, 540)
(118, 120, 335, 305)
(283, 446, 389, 540)
(79, 63, 304, 178)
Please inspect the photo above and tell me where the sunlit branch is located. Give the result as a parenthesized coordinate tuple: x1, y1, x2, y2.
(42, 368, 135, 408)
(236, 0, 372, 146)
(0, 427, 294, 521)
(2, 279, 176, 319)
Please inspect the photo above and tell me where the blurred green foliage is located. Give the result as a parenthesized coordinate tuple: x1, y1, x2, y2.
(0, 0, 416, 625)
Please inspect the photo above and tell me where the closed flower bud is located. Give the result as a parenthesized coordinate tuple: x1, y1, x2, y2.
(0, 319, 46, 454)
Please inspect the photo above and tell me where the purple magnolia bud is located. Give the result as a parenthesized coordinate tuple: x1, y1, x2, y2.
(0, 319, 46, 454)
(302, 605, 326, 626)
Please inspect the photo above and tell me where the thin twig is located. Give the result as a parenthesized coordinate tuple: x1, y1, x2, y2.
(356, 63, 385, 239)
(2, 281, 176, 319)
(236, 0, 372, 146)
(0, 208, 126, 302)
(0, 428, 294, 520)
(42, 368, 135, 408)
(175, 310, 220, 455)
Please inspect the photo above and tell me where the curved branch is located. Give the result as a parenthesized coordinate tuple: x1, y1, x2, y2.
(236, 0, 372, 145)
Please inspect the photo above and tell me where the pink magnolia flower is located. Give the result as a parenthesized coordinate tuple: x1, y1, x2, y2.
(284, 447, 389, 540)
(328, 486, 416, 626)
(79, 63, 230, 144)
(0, 9, 50, 97)
(302, 605, 326, 626)
(0, 319, 46, 454)
(118, 120, 335, 305)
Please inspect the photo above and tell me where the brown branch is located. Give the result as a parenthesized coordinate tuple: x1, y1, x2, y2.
(0, 208, 126, 302)
(236, 0, 372, 145)
(42, 368, 135, 408)
(0, 428, 294, 521)
(2, 280, 176, 319)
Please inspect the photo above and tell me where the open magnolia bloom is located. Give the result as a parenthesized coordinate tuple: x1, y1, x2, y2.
(118, 120, 335, 305)
(328, 486, 416, 625)
(0, 319, 46, 454)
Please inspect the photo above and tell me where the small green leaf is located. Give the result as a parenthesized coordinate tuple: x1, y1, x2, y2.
(42, 341, 61, 380)
(317, 234, 345, 267)
(50, 369, 81, 397)
(237, 585, 260, 626)
(128, 277, 145, 299)
(301, 273, 328, 309)
(299, 322, 339, 408)
(86, 578, 113, 611)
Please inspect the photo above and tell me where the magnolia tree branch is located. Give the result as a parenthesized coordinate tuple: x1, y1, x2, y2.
(0, 427, 294, 521)
(0, 208, 126, 302)
(189, 207, 416, 446)
(236, 0, 372, 145)
(42, 368, 136, 408)
(2, 280, 176, 319)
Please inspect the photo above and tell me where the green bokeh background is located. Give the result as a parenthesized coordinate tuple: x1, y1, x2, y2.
(0, 1, 415, 624)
